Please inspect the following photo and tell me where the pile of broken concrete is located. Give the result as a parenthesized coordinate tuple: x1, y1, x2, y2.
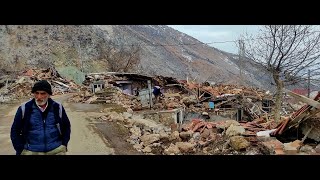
(127, 118, 320, 155)
(69, 85, 143, 110)
(95, 106, 314, 155)
(0, 67, 80, 103)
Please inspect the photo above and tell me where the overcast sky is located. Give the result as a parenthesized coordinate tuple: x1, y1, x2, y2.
(168, 25, 260, 54)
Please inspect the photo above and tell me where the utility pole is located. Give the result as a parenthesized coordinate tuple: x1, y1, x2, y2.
(78, 41, 83, 72)
(148, 80, 153, 109)
(238, 39, 246, 121)
(47, 26, 52, 68)
(308, 69, 311, 98)
(238, 39, 245, 86)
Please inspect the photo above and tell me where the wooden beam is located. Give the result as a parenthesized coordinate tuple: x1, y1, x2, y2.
(284, 89, 320, 109)
(301, 126, 314, 144)
(52, 80, 70, 88)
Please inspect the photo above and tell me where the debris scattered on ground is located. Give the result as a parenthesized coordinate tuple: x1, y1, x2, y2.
(3, 69, 320, 155)
(0, 67, 80, 102)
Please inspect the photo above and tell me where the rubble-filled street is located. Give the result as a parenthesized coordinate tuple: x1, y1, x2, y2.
(1, 68, 320, 155)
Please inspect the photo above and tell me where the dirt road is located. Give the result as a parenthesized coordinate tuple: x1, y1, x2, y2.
(0, 93, 139, 155)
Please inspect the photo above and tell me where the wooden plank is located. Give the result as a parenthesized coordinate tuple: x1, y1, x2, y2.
(284, 89, 320, 109)
(287, 105, 320, 130)
(52, 80, 70, 88)
(163, 93, 181, 98)
(301, 126, 314, 144)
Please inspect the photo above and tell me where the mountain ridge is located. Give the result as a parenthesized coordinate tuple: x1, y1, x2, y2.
(0, 25, 278, 90)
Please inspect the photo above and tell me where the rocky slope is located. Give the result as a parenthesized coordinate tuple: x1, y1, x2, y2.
(0, 25, 272, 89)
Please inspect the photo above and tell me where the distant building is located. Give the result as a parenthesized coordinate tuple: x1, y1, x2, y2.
(292, 88, 308, 96)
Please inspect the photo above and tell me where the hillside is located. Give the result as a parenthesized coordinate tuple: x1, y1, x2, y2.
(0, 25, 273, 89)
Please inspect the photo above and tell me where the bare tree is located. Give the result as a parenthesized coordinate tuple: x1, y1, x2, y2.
(98, 39, 141, 73)
(111, 45, 140, 72)
(243, 25, 320, 122)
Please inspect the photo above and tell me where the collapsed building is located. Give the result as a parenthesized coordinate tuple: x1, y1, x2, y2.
(4, 67, 319, 155)
(65, 71, 320, 155)
(0, 67, 80, 103)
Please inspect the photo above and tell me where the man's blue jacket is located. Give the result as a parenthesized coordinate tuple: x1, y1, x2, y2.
(10, 98, 71, 155)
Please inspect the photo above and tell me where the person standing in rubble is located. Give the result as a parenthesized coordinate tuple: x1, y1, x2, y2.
(10, 80, 71, 155)
(152, 85, 163, 104)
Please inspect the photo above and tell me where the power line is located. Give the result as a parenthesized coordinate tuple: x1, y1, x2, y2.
(108, 29, 320, 47)
(113, 39, 245, 47)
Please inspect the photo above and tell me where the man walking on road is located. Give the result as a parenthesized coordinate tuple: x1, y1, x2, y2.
(10, 80, 71, 155)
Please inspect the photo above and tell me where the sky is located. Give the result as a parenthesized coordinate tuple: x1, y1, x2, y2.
(167, 25, 260, 54)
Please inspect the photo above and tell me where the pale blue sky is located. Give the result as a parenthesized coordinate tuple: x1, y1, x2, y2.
(168, 25, 260, 54)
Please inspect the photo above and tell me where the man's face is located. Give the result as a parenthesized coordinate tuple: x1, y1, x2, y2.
(33, 90, 49, 106)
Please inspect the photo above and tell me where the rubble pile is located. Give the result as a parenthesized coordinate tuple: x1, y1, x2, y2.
(115, 89, 143, 110)
(82, 73, 119, 86)
(0, 67, 80, 101)
(66, 72, 320, 155)
(67, 86, 93, 103)
(131, 108, 320, 155)
(131, 118, 320, 155)
(70, 73, 274, 120)
(68, 85, 143, 110)
(149, 79, 276, 121)
(153, 95, 186, 110)
(126, 118, 270, 155)
(183, 83, 269, 99)
(3, 76, 33, 98)
(272, 91, 320, 141)
(93, 97, 320, 155)
(22, 68, 80, 95)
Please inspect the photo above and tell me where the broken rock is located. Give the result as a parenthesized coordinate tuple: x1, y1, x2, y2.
(142, 146, 152, 153)
(179, 130, 193, 141)
(100, 116, 108, 121)
(229, 136, 250, 151)
(109, 111, 125, 122)
(133, 143, 143, 151)
(127, 108, 134, 114)
(193, 132, 201, 140)
(299, 145, 316, 154)
(200, 128, 211, 139)
(151, 143, 162, 147)
(159, 130, 169, 142)
(226, 124, 245, 137)
(315, 144, 320, 153)
(130, 126, 142, 137)
(225, 120, 240, 129)
(216, 120, 240, 130)
(203, 147, 209, 154)
(181, 123, 190, 131)
(152, 125, 164, 134)
(164, 143, 180, 155)
(122, 112, 133, 120)
(258, 137, 284, 155)
(176, 142, 196, 153)
(127, 139, 138, 145)
(188, 138, 195, 144)
(140, 134, 160, 146)
(169, 131, 182, 142)
(85, 96, 98, 104)
(283, 140, 302, 154)
(170, 123, 179, 132)
(181, 96, 197, 106)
